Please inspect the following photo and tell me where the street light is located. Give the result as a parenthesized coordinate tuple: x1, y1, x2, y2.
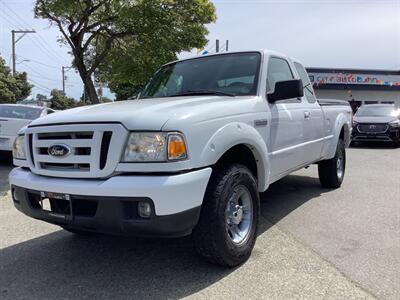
(16, 59, 30, 64)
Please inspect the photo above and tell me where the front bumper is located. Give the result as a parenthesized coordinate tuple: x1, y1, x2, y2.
(9, 167, 212, 237)
(351, 126, 400, 143)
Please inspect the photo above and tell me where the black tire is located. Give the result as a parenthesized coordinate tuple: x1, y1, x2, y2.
(318, 139, 346, 188)
(193, 164, 260, 267)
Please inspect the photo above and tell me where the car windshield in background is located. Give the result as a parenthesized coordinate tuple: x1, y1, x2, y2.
(140, 52, 261, 99)
(0, 105, 42, 120)
(356, 106, 396, 117)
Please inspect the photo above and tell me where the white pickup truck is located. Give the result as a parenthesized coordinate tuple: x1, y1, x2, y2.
(9, 50, 351, 267)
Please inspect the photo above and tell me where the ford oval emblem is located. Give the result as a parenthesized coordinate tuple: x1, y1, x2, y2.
(48, 144, 71, 158)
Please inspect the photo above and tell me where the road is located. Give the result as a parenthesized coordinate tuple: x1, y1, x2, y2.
(0, 146, 399, 299)
(0, 151, 13, 196)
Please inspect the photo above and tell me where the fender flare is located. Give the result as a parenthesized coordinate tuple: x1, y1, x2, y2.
(199, 122, 270, 191)
(326, 113, 351, 159)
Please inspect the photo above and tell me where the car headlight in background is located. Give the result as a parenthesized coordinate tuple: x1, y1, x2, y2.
(389, 120, 400, 127)
(13, 135, 26, 160)
(121, 132, 188, 162)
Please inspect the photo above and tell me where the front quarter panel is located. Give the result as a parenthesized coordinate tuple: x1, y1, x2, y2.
(199, 122, 270, 191)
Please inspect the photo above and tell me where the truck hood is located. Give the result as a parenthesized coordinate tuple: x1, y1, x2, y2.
(29, 96, 257, 130)
(354, 115, 398, 124)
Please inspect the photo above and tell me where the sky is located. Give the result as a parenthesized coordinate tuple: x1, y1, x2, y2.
(0, 0, 399, 100)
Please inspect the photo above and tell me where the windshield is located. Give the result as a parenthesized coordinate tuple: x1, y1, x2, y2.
(0, 105, 42, 120)
(140, 52, 261, 99)
(356, 106, 396, 117)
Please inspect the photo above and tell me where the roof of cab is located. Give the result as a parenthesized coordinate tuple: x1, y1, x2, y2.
(165, 49, 296, 67)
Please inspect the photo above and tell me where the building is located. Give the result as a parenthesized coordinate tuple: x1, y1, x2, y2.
(306, 68, 400, 112)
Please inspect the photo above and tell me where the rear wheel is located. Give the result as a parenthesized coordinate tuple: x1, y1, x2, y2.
(318, 139, 346, 188)
(193, 164, 260, 267)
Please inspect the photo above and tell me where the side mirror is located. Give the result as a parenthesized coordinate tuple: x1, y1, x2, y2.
(268, 79, 304, 102)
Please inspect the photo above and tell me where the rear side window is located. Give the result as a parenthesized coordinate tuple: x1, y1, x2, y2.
(267, 57, 294, 93)
(294, 62, 316, 103)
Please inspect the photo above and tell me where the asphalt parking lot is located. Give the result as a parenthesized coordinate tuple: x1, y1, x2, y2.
(0, 151, 12, 196)
(0, 145, 399, 299)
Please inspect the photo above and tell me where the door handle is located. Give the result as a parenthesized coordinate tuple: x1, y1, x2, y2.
(304, 111, 311, 119)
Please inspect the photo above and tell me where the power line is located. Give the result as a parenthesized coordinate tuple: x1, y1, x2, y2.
(0, 0, 33, 30)
(17, 55, 60, 69)
(28, 78, 52, 92)
(1, 0, 68, 65)
(19, 62, 61, 83)
(0, 7, 25, 29)
(1, 49, 60, 71)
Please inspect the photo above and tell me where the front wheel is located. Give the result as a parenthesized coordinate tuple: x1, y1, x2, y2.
(318, 139, 346, 188)
(193, 164, 260, 267)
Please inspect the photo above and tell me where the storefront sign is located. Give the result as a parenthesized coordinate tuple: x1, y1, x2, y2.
(308, 72, 400, 87)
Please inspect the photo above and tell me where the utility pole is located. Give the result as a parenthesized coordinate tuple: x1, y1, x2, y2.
(226, 40, 229, 52)
(12, 29, 36, 75)
(62, 66, 66, 94)
(216, 39, 220, 53)
(62, 66, 73, 95)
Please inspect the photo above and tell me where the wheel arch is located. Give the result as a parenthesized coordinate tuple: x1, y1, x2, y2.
(325, 113, 351, 159)
(200, 122, 269, 191)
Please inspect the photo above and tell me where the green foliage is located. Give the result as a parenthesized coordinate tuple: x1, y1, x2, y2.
(0, 56, 32, 104)
(34, 0, 216, 101)
(98, 0, 216, 100)
(49, 89, 76, 110)
(36, 93, 48, 102)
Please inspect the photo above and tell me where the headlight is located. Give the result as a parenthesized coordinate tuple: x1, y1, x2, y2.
(389, 120, 400, 127)
(121, 132, 188, 162)
(13, 135, 26, 160)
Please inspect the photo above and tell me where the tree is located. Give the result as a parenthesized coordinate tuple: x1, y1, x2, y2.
(36, 93, 48, 102)
(0, 55, 32, 103)
(98, 1, 216, 100)
(49, 89, 76, 110)
(34, 0, 216, 103)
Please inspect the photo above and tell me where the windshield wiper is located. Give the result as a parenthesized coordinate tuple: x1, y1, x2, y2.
(170, 90, 236, 97)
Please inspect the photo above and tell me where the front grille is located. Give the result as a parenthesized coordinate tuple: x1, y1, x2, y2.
(37, 132, 94, 140)
(357, 123, 388, 134)
(25, 123, 127, 178)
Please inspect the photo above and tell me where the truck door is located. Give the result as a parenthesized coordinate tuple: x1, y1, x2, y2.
(294, 62, 324, 163)
(266, 57, 307, 180)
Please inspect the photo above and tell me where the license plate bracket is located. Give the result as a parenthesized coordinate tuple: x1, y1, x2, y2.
(39, 191, 73, 220)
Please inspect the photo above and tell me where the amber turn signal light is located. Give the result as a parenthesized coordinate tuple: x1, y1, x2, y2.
(168, 134, 187, 160)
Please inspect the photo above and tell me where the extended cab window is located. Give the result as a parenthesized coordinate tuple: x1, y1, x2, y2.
(140, 52, 261, 98)
(294, 62, 317, 103)
(267, 57, 294, 93)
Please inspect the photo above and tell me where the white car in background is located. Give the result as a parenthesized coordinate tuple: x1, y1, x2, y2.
(0, 104, 55, 152)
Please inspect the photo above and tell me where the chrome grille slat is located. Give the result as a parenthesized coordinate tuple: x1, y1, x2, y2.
(34, 139, 94, 148)
(25, 124, 128, 178)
